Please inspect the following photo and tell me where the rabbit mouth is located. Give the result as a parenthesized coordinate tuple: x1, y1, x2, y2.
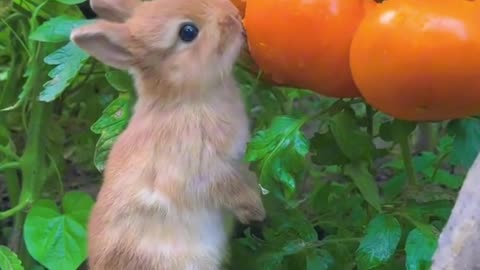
(241, 28, 247, 40)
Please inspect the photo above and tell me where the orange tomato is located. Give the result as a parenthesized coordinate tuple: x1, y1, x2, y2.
(244, 0, 368, 98)
(350, 0, 480, 121)
(363, 0, 379, 14)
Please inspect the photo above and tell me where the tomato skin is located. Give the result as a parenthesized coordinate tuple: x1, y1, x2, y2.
(244, 0, 367, 98)
(363, 0, 379, 14)
(350, 0, 480, 121)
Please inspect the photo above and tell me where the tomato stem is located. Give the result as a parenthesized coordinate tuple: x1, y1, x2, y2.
(399, 132, 417, 186)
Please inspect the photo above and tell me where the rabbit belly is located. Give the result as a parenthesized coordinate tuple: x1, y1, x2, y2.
(89, 206, 228, 270)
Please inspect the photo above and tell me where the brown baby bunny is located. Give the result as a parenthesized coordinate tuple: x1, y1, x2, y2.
(70, 0, 266, 269)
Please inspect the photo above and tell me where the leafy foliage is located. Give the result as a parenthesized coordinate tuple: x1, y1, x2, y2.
(405, 228, 438, 270)
(29, 16, 89, 43)
(247, 116, 309, 193)
(24, 192, 94, 270)
(0, 246, 24, 270)
(40, 42, 89, 101)
(447, 118, 480, 167)
(356, 215, 401, 268)
(90, 70, 134, 170)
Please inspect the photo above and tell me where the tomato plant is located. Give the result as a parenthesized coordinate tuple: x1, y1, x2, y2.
(0, 0, 479, 270)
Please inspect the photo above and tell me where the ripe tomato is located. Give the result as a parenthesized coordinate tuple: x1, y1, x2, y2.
(244, 0, 368, 98)
(350, 0, 480, 121)
(363, 0, 379, 14)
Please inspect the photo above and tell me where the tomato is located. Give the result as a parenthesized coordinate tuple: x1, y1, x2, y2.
(363, 0, 379, 14)
(350, 0, 480, 121)
(244, 0, 368, 98)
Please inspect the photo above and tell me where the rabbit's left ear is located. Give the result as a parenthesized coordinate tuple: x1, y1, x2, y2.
(71, 21, 135, 70)
(90, 0, 140, 22)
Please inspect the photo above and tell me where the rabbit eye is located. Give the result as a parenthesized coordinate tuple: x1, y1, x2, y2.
(179, 23, 199, 42)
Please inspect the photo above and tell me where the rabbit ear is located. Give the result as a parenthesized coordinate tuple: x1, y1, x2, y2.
(71, 21, 135, 70)
(90, 0, 140, 22)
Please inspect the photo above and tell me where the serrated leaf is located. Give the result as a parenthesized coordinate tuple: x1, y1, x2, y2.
(0, 246, 24, 270)
(344, 162, 381, 211)
(39, 42, 89, 102)
(261, 209, 318, 262)
(356, 215, 401, 269)
(30, 17, 90, 43)
(330, 111, 375, 161)
(246, 116, 309, 192)
(91, 93, 133, 171)
(405, 228, 438, 270)
(306, 249, 334, 270)
(447, 118, 480, 168)
(24, 192, 94, 270)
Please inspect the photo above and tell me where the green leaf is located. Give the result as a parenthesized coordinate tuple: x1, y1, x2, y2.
(306, 250, 334, 270)
(24, 192, 94, 270)
(105, 70, 135, 93)
(428, 170, 463, 190)
(379, 120, 416, 143)
(382, 173, 407, 202)
(412, 152, 437, 172)
(407, 200, 452, 222)
(30, 17, 90, 43)
(405, 228, 437, 270)
(344, 162, 381, 211)
(13, 0, 84, 19)
(256, 253, 284, 270)
(447, 118, 480, 168)
(356, 215, 401, 269)
(39, 42, 89, 102)
(55, 0, 86, 4)
(246, 116, 309, 192)
(0, 246, 24, 270)
(282, 239, 309, 255)
(330, 111, 375, 161)
(91, 93, 133, 171)
(310, 131, 349, 166)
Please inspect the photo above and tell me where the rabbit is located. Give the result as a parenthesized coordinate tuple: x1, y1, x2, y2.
(70, 0, 266, 269)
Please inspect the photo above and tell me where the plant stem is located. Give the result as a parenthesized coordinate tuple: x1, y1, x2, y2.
(0, 145, 20, 161)
(0, 162, 20, 171)
(0, 200, 28, 220)
(366, 104, 374, 136)
(398, 133, 417, 186)
(415, 122, 436, 152)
